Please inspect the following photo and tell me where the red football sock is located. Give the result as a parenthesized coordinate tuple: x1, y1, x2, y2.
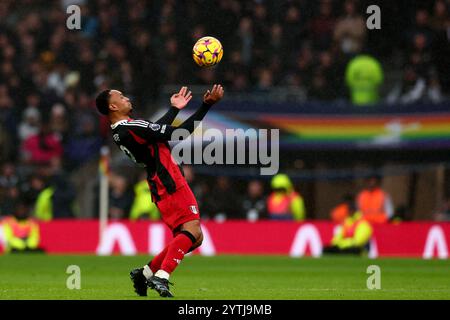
(148, 245, 169, 273)
(160, 233, 194, 275)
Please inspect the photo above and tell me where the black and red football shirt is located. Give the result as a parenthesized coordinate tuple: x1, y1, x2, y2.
(110, 103, 211, 202)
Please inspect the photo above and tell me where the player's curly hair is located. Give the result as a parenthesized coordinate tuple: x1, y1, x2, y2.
(95, 89, 111, 115)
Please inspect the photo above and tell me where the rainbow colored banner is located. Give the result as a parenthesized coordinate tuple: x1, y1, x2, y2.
(167, 103, 450, 149)
(257, 112, 450, 149)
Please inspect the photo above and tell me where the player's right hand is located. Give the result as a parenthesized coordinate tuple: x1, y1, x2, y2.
(203, 84, 224, 105)
(171, 86, 192, 109)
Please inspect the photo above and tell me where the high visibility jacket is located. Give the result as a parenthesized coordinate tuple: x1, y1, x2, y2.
(345, 55, 383, 106)
(330, 203, 351, 223)
(267, 191, 305, 221)
(331, 212, 373, 249)
(357, 188, 392, 224)
(129, 180, 160, 220)
(2, 216, 40, 252)
(35, 187, 54, 221)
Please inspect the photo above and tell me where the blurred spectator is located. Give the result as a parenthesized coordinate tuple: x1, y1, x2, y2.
(330, 194, 355, 224)
(407, 9, 435, 53)
(21, 174, 46, 209)
(2, 200, 43, 253)
(0, 186, 20, 217)
(267, 174, 305, 221)
(410, 33, 433, 78)
(21, 123, 63, 166)
(309, 50, 339, 100)
(430, 0, 450, 94)
(34, 172, 76, 220)
(237, 16, 254, 67)
(0, 84, 17, 155)
(50, 172, 76, 219)
(430, 0, 449, 32)
(323, 210, 373, 255)
(224, 51, 250, 92)
(18, 108, 41, 144)
(283, 5, 306, 54)
(293, 45, 314, 89)
(240, 180, 267, 221)
(356, 175, 394, 224)
(0, 163, 19, 216)
(433, 198, 450, 222)
(345, 54, 384, 106)
(49, 103, 70, 143)
(267, 24, 285, 60)
(386, 66, 443, 105)
(333, 0, 366, 56)
(108, 173, 134, 220)
(255, 68, 274, 92)
(182, 165, 208, 213)
(0, 162, 19, 189)
(203, 176, 240, 221)
(309, 0, 336, 51)
(64, 91, 102, 168)
(129, 172, 160, 221)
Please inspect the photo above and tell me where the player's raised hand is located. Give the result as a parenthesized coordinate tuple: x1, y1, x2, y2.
(171, 86, 192, 109)
(203, 84, 224, 105)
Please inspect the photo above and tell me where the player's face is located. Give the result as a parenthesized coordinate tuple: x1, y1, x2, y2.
(109, 90, 133, 115)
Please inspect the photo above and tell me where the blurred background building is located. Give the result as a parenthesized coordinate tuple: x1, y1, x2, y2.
(0, 0, 449, 223)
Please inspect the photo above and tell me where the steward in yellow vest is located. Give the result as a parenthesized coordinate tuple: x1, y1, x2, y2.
(2, 201, 43, 253)
(129, 179, 160, 220)
(267, 174, 305, 221)
(323, 211, 373, 255)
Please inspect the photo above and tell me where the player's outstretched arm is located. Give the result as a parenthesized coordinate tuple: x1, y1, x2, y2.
(155, 86, 192, 125)
(133, 85, 224, 142)
(176, 84, 224, 133)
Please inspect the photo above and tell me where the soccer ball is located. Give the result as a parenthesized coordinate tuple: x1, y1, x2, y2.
(192, 36, 223, 67)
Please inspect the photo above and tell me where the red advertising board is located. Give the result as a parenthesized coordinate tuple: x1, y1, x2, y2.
(0, 220, 449, 258)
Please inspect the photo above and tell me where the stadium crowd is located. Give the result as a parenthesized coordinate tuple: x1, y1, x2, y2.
(0, 0, 449, 222)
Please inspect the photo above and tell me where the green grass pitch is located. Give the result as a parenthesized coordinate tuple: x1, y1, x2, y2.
(0, 255, 449, 300)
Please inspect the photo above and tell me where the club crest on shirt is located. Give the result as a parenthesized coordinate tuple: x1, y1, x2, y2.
(189, 205, 198, 214)
(149, 123, 161, 131)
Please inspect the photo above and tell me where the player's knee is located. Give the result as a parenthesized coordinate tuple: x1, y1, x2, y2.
(190, 228, 203, 246)
(180, 220, 203, 248)
(196, 232, 203, 247)
(180, 227, 202, 243)
(189, 233, 203, 252)
(181, 229, 202, 253)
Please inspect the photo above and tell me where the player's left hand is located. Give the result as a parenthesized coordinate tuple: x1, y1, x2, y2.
(171, 86, 192, 109)
(203, 84, 224, 105)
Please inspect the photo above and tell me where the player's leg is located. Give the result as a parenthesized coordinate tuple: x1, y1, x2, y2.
(130, 243, 172, 296)
(148, 220, 203, 297)
(137, 221, 202, 289)
(145, 221, 203, 270)
(159, 219, 203, 275)
(130, 210, 171, 296)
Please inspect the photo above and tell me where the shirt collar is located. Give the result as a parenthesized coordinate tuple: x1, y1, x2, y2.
(110, 119, 129, 129)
